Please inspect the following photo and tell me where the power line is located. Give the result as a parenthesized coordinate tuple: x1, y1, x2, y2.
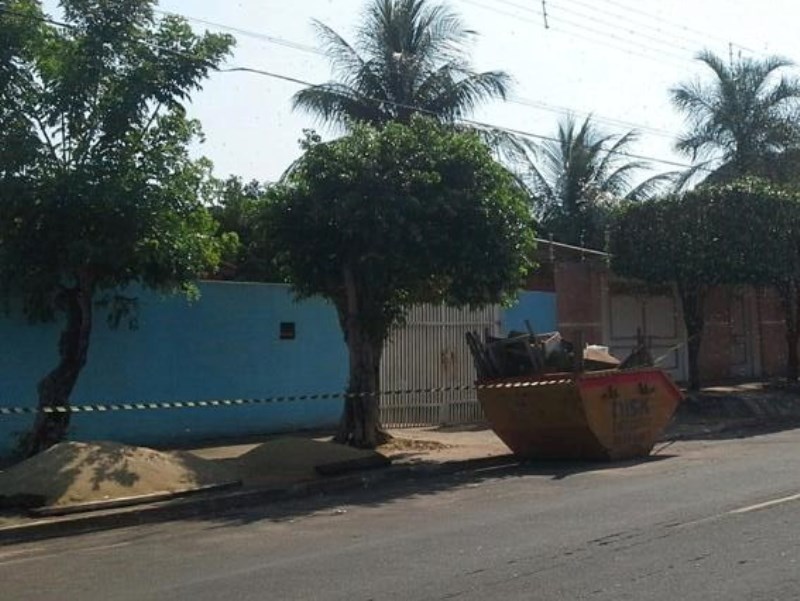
(509, 96, 676, 139)
(545, 0, 698, 56)
(485, 0, 692, 64)
(588, 0, 761, 57)
(152, 9, 326, 58)
(460, 0, 688, 68)
(225, 66, 700, 172)
(555, 0, 755, 59)
(0, 6, 706, 174)
(155, 7, 679, 140)
(158, 3, 688, 73)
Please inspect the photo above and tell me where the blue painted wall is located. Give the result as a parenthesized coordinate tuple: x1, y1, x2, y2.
(503, 291, 558, 335)
(0, 282, 347, 458)
(0, 285, 558, 458)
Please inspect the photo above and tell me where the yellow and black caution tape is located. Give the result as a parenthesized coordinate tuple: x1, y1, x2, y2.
(0, 379, 572, 417)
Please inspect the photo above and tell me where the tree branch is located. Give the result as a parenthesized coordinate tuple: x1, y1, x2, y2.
(29, 111, 63, 168)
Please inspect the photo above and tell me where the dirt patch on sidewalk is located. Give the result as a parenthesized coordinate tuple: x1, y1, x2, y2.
(379, 438, 450, 454)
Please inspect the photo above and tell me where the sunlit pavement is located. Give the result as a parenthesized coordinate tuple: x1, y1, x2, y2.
(3, 429, 800, 601)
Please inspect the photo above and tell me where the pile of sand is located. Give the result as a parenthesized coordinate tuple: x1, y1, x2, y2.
(232, 438, 387, 486)
(0, 441, 236, 508)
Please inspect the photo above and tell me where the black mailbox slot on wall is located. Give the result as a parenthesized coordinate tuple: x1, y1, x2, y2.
(279, 322, 296, 340)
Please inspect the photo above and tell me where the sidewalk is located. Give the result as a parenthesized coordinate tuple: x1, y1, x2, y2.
(0, 427, 515, 543)
(4, 385, 800, 544)
(187, 426, 509, 469)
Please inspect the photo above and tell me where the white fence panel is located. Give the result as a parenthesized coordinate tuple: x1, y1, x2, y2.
(379, 304, 501, 428)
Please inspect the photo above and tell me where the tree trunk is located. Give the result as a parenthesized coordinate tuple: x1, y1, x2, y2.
(686, 333, 703, 393)
(788, 327, 799, 383)
(779, 280, 800, 383)
(27, 274, 93, 457)
(679, 285, 705, 392)
(334, 266, 390, 449)
(335, 321, 387, 448)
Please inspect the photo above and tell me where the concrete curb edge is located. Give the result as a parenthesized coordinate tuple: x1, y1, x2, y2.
(0, 454, 518, 545)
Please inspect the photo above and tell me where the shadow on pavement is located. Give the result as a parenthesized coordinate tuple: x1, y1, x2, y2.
(431, 423, 492, 433)
(665, 416, 800, 442)
(187, 453, 678, 531)
(664, 387, 800, 442)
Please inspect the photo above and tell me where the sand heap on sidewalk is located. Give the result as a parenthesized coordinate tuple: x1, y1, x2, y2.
(0, 441, 235, 508)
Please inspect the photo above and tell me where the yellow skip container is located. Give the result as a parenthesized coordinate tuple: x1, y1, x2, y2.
(477, 368, 683, 461)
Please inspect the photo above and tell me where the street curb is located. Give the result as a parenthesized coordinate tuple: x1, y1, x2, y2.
(28, 481, 243, 517)
(0, 454, 518, 545)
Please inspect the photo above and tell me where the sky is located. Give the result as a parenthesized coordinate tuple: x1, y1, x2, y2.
(43, 0, 800, 182)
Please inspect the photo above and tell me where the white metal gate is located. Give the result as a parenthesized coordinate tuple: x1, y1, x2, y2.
(607, 284, 688, 383)
(379, 304, 501, 428)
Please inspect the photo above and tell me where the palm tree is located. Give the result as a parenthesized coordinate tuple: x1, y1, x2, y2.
(671, 50, 800, 181)
(525, 115, 674, 248)
(292, 0, 510, 128)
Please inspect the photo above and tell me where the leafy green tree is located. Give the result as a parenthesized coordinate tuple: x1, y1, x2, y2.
(611, 180, 800, 389)
(0, 0, 235, 454)
(264, 118, 536, 448)
(0, 0, 40, 176)
(690, 180, 800, 382)
(611, 195, 720, 390)
(206, 176, 284, 282)
(671, 50, 800, 181)
(292, 0, 510, 128)
(525, 116, 674, 249)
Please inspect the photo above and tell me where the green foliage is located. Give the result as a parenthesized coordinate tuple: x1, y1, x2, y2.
(690, 180, 800, 287)
(265, 117, 537, 338)
(610, 179, 800, 387)
(292, 0, 510, 128)
(525, 116, 675, 249)
(0, 0, 236, 323)
(611, 196, 711, 291)
(207, 176, 284, 282)
(671, 50, 800, 181)
(264, 117, 536, 445)
(612, 179, 800, 290)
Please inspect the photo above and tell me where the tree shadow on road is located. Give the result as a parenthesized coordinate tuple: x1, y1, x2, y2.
(664, 416, 800, 442)
(665, 389, 800, 442)
(185, 452, 678, 532)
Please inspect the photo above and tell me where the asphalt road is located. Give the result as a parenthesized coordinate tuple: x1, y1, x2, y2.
(3, 430, 800, 601)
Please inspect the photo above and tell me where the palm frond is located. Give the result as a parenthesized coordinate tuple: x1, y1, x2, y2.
(522, 115, 659, 217)
(294, 0, 507, 128)
(673, 50, 800, 175)
(672, 160, 718, 191)
(695, 49, 732, 83)
(670, 81, 717, 119)
(624, 172, 679, 201)
(594, 129, 639, 182)
(292, 82, 385, 127)
(602, 162, 650, 196)
(760, 75, 800, 110)
(469, 125, 533, 168)
(525, 160, 558, 214)
(420, 69, 510, 121)
(311, 20, 368, 83)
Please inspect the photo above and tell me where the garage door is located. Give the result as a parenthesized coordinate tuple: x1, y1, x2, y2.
(608, 286, 687, 383)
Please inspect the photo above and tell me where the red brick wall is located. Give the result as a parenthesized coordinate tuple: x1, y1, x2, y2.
(698, 287, 733, 381)
(525, 263, 556, 292)
(554, 261, 606, 346)
(756, 288, 787, 377)
(551, 258, 796, 382)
